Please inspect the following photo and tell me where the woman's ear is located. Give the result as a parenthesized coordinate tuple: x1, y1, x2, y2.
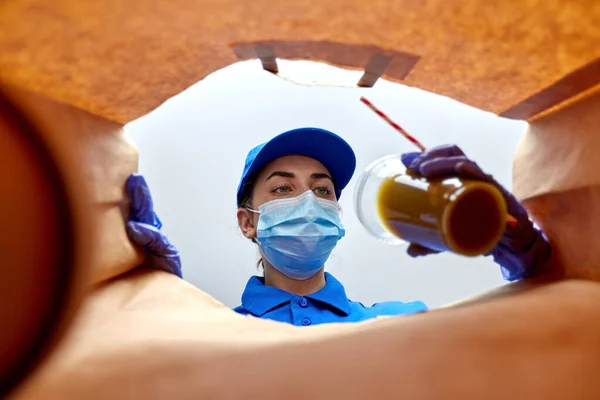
(237, 208, 257, 240)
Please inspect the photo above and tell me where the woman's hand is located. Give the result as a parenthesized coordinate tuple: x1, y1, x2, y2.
(400, 144, 551, 281)
(125, 174, 182, 278)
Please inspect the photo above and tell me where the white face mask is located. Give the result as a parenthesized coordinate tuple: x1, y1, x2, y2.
(248, 191, 345, 280)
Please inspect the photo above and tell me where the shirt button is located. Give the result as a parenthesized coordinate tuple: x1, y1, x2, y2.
(298, 297, 309, 308)
(301, 318, 311, 326)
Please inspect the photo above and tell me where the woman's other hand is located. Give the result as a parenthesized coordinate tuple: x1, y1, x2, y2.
(401, 144, 551, 281)
(125, 174, 182, 278)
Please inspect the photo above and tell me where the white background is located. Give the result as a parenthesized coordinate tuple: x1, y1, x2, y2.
(127, 60, 526, 309)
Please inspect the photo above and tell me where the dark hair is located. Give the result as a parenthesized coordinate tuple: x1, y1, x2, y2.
(238, 178, 255, 211)
(238, 177, 263, 269)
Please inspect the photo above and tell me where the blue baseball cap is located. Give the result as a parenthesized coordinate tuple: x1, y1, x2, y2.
(237, 127, 356, 206)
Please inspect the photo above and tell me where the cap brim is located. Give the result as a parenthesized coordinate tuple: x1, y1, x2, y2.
(239, 127, 356, 204)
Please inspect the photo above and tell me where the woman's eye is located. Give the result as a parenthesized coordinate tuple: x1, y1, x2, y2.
(273, 185, 291, 194)
(314, 187, 332, 196)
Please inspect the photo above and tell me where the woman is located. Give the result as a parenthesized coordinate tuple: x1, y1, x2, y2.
(125, 127, 551, 326)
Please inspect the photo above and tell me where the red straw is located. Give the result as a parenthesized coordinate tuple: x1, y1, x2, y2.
(359, 96, 518, 227)
(360, 96, 426, 151)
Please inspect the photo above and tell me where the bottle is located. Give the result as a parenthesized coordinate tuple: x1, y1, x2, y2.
(354, 155, 507, 257)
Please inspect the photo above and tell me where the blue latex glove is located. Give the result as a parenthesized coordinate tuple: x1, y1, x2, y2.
(125, 174, 182, 278)
(400, 144, 551, 281)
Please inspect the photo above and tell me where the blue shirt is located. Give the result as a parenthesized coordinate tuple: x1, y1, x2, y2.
(233, 273, 428, 326)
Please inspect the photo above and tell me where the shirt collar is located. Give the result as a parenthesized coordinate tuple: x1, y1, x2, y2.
(241, 276, 293, 316)
(240, 272, 352, 317)
(306, 273, 351, 315)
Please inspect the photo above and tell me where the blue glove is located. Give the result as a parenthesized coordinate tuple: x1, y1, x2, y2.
(400, 144, 551, 281)
(125, 174, 182, 278)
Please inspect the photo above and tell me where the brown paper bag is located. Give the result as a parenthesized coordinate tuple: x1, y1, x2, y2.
(5, 81, 600, 400)
(0, 85, 141, 396)
(8, 269, 600, 400)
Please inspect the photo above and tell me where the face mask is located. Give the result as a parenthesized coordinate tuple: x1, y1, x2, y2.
(249, 191, 345, 280)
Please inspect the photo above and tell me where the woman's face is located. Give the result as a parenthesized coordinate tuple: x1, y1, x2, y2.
(237, 155, 336, 240)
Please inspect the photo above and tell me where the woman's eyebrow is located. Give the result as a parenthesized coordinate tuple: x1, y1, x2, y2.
(311, 173, 333, 182)
(264, 171, 332, 182)
(265, 171, 295, 181)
